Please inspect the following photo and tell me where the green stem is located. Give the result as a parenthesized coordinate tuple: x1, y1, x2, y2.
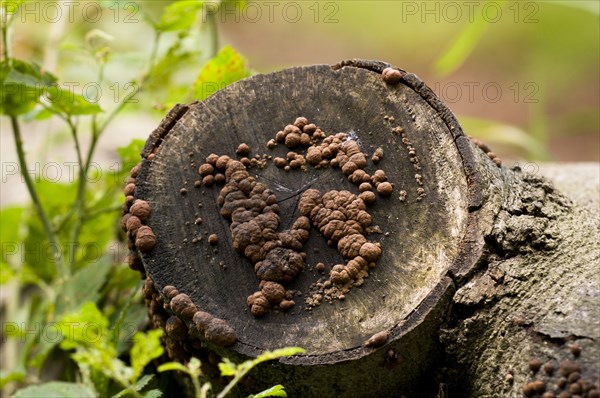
(1, 24, 9, 60)
(191, 372, 203, 398)
(85, 204, 122, 219)
(66, 118, 86, 271)
(10, 116, 67, 279)
(207, 11, 219, 57)
(98, 31, 161, 134)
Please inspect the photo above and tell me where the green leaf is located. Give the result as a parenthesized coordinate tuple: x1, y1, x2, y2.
(254, 347, 304, 363)
(55, 256, 112, 315)
(118, 139, 145, 176)
(45, 87, 102, 116)
(58, 302, 110, 350)
(192, 45, 250, 101)
(130, 329, 164, 382)
(11, 382, 96, 398)
(218, 358, 236, 376)
(156, 1, 204, 32)
(144, 390, 163, 398)
(1, 206, 23, 283)
(0, 59, 57, 116)
(248, 385, 287, 398)
(133, 374, 154, 391)
(433, 0, 507, 77)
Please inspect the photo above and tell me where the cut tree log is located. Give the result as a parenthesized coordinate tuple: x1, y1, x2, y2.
(121, 60, 599, 397)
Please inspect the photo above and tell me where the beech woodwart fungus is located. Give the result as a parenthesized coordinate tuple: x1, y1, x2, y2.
(129, 200, 151, 222)
(214, 158, 310, 316)
(126, 216, 142, 235)
(196, 116, 392, 315)
(382, 67, 402, 85)
(299, 188, 381, 304)
(192, 311, 237, 346)
(236, 143, 250, 156)
(199, 163, 214, 176)
(377, 182, 394, 197)
(163, 285, 179, 300)
(170, 293, 197, 318)
(364, 330, 390, 348)
(204, 318, 237, 346)
(208, 234, 219, 246)
(135, 226, 156, 252)
(165, 316, 188, 340)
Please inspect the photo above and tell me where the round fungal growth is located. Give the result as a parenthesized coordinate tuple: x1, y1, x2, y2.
(170, 293, 197, 318)
(208, 234, 219, 245)
(364, 330, 390, 348)
(165, 316, 188, 340)
(126, 216, 142, 235)
(382, 67, 402, 85)
(236, 143, 250, 156)
(199, 163, 214, 176)
(130, 200, 151, 221)
(135, 226, 156, 252)
(204, 318, 237, 346)
(377, 182, 394, 197)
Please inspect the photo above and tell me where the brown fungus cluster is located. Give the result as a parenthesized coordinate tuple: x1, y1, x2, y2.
(195, 155, 311, 316)
(120, 162, 158, 275)
(192, 117, 395, 316)
(521, 346, 599, 398)
(471, 136, 502, 167)
(299, 188, 381, 305)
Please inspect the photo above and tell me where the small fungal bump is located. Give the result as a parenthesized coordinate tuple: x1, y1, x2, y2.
(236, 143, 250, 156)
(170, 293, 197, 318)
(180, 188, 188, 195)
(124, 183, 135, 196)
(377, 182, 394, 197)
(135, 226, 156, 252)
(199, 163, 214, 176)
(560, 360, 581, 376)
(569, 344, 581, 357)
(279, 299, 295, 311)
(130, 200, 151, 222)
(364, 330, 390, 348)
(165, 316, 188, 340)
(126, 217, 142, 238)
(204, 318, 237, 346)
(208, 234, 219, 245)
(163, 285, 179, 299)
(529, 358, 543, 373)
(382, 67, 402, 85)
(315, 262, 325, 273)
(193, 311, 214, 333)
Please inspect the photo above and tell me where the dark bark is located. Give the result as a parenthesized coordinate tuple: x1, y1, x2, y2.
(124, 60, 599, 397)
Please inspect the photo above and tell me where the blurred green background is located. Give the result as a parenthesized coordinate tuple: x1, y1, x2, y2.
(220, 0, 599, 161)
(6, 0, 598, 166)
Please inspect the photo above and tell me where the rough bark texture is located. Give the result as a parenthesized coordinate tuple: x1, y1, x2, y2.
(123, 60, 599, 397)
(441, 162, 600, 397)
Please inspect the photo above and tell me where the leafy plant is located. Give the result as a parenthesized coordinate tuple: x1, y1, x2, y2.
(1, 1, 251, 396)
(158, 347, 305, 398)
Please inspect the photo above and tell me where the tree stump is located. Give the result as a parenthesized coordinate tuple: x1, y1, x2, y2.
(122, 60, 599, 397)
